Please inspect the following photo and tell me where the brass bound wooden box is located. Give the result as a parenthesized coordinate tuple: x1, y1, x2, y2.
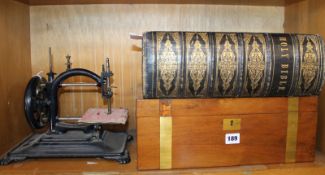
(137, 97, 317, 170)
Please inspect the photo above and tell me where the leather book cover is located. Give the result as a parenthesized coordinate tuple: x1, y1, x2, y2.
(143, 32, 325, 98)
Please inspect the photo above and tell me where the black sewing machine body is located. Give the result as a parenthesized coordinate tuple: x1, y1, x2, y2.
(0, 58, 132, 165)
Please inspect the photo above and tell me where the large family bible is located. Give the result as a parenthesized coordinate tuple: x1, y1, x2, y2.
(142, 32, 325, 98)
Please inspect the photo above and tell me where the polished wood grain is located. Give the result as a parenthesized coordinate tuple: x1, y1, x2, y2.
(30, 4, 284, 129)
(13, 0, 29, 4)
(14, 0, 309, 6)
(168, 96, 316, 116)
(298, 96, 318, 112)
(170, 98, 289, 116)
(137, 97, 318, 170)
(172, 114, 287, 168)
(137, 117, 160, 170)
(284, 0, 325, 154)
(20, 0, 288, 6)
(284, 0, 309, 33)
(296, 112, 317, 162)
(307, 0, 325, 156)
(136, 99, 160, 169)
(136, 100, 159, 117)
(0, 0, 31, 155)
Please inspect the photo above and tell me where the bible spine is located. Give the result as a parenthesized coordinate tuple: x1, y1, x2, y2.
(143, 32, 325, 98)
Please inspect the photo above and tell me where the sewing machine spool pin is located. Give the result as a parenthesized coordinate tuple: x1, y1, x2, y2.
(106, 58, 112, 114)
(65, 54, 72, 71)
(101, 58, 113, 115)
(47, 47, 56, 82)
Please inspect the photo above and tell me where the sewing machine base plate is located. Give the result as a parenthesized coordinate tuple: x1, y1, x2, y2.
(0, 130, 132, 165)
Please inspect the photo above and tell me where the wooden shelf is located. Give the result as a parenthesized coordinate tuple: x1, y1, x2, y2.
(15, 0, 304, 6)
(1, 141, 325, 174)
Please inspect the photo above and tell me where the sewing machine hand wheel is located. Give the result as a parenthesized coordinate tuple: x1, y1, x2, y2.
(24, 76, 50, 129)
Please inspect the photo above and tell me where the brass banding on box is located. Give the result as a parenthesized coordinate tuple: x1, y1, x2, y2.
(160, 117, 172, 169)
(285, 97, 299, 163)
(159, 100, 172, 169)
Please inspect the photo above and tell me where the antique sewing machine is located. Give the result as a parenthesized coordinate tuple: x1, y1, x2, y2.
(0, 50, 132, 165)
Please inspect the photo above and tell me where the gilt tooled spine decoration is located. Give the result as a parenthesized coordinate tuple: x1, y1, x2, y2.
(185, 33, 209, 96)
(158, 35, 178, 93)
(218, 36, 237, 92)
(247, 37, 265, 91)
(214, 33, 239, 96)
(142, 32, 325, 99)
(188, 37, 207, 93)
(301, 38, 318, 91)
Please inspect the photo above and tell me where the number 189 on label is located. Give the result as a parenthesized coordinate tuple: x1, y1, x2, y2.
(225, 133, 240, 144)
